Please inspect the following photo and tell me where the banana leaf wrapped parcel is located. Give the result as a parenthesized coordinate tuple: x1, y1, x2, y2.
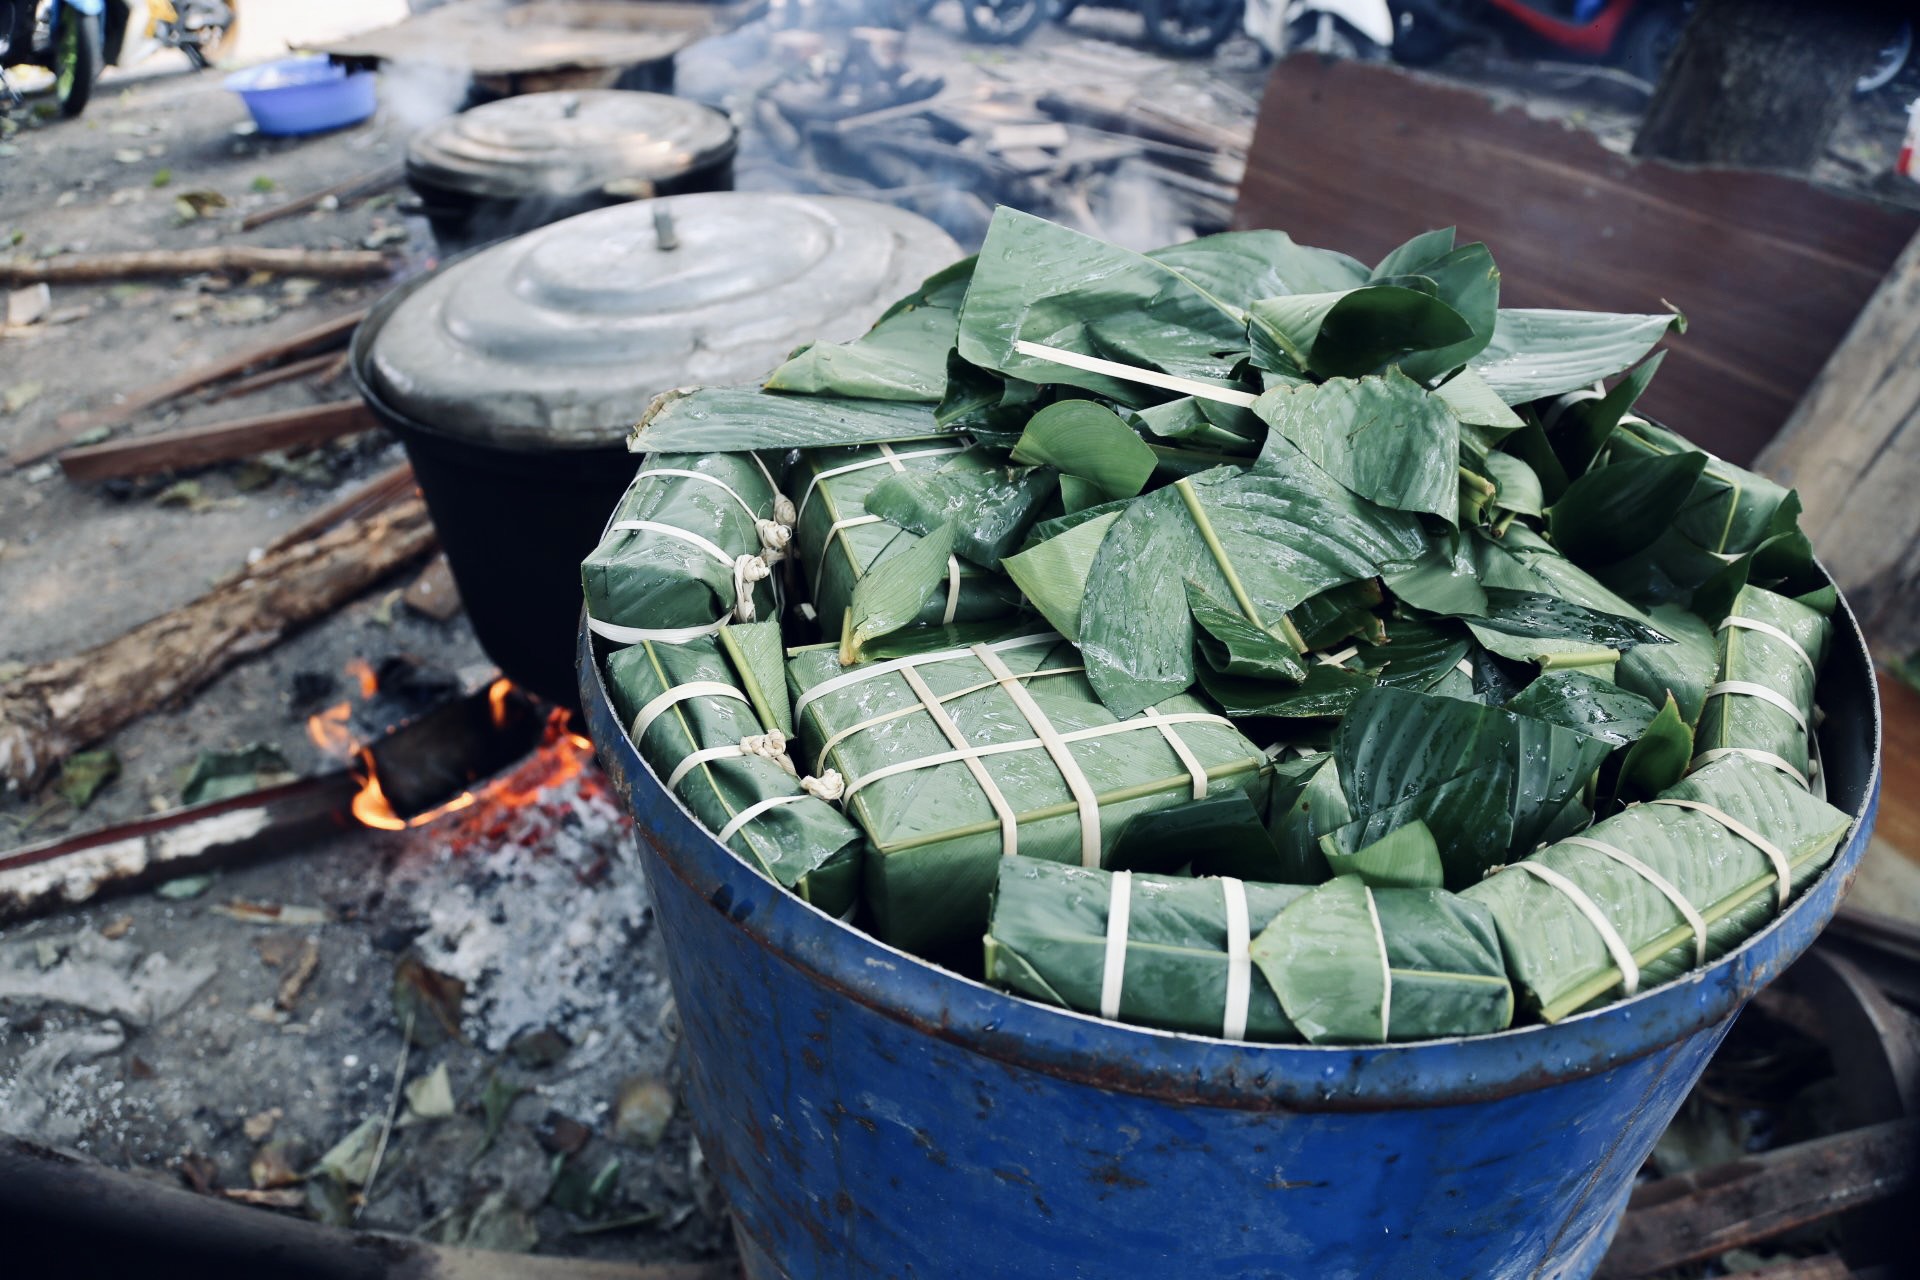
(1465, 755, 1851, 1023)
(583, 452, 792, 647)
(1692, 585, 1830, 789)
(986, 859, 1307, 1041)
(607, 625, 860, 916)
(787, 632, 1270, 953)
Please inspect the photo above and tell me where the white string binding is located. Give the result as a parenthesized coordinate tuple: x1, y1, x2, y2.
(587, 519, 770, 645)
(1719, 615, 1816, 676)
(1651, 798, 1794, 912)
(666, 732, 795, 791)
(976, 645, 1101, 868)
(1690, 746, 1808, 788)
(1100, 870, 1134, 1021)
(1559, 835, 1707, 966)
(817, 513, 883, 585)
(1220, 877, 1251, 1040)
(810, 665, 1086, 776)
(629, 681, 748, 747)
(793, 446, 968, 526)
(942, 556, 961, 626)
(900, 666, 1020, 856)
(633, 468, 758, 520)
(1704, 680, 1809, 733)
(1315, 646, 1359, 668)
(793, 633, 1059, 717)
(1363, 885, 1392, 1041)
(1013, 340, 1259, 409)
(1512, 861, 1640, 996)
(1143, 706, 1208, 801)
(715, 793, 809, 846)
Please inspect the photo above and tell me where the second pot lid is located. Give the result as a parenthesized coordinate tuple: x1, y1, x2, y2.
(406, 89, 738, 201)
(363, 192, 962, 450)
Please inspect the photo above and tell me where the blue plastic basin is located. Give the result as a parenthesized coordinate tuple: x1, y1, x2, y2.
(580, 575, 1881, 1279)
(225, 56, 376, 137)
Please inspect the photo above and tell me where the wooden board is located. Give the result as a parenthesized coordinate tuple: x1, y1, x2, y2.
(57, 401, 378, 482)
(1233, 56, 1919, 465)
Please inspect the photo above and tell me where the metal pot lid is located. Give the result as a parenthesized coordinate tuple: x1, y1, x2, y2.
(363, 192, 962, 450)
(405, 90, 738, 201)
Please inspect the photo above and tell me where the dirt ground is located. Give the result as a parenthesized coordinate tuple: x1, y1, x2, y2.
(1, 0, 1917, 1265)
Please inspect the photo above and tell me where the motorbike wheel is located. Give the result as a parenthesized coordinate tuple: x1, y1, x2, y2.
(181, 0, 240, 69)
(1285, 13, 1377, 60)
(1387, 3, 1462, 67)
(1140, 0, 1243, 56)
(1856, 20, 1911, 95)
(52, 8, 100, 118)
(960, 0, 1047, 43)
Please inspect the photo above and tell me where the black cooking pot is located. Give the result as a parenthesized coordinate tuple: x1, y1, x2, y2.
(352, 193, 961, 712)
(404, 89, 737, 253)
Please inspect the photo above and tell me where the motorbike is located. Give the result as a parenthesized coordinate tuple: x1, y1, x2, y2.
(1245, 0, 1393, 60)
(2, 0, 237, 118)
(952, 0, 1244, 56)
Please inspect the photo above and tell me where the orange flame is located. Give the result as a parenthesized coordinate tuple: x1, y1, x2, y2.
(488, 677, 513, 730)
(346, 658, 378, 699)
(307, 702, 354, 756)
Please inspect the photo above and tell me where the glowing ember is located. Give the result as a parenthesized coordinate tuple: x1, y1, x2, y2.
(488, 677, 513, 730)
(306, 702, 354, 756)
(346, 658, 379, 699)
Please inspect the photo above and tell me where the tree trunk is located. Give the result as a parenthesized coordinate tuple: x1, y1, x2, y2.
(1633, 0, 1900, 170)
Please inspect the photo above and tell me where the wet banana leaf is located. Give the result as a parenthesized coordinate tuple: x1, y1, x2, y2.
(606, 637, 860, 916)
(1505, 670, 1657, 748)
(1251, 876, 1513, 1044)
(1196, 662, 1376, 720)
(633, 386, 951, 453)
(1460, 588, 1673, 651)
(1010, 400, 1156, 501)
(1469, 308, 1683, 405)
(1383, 543, 1488, 616)
(1372, 227, 1457, 280)
(791, 445, 1021, 637)
(1483, 450, 1543, 518)
(1614, 693, 1692, 802)
(986, 859, 1307, 1041)
(1001, 511, 1120, 642)
(1435, 367, 1525, 438)
(847, 522, 956, 660)
(1548, 449, 1708, 566)
(1320, 819, 1445, 888)
(581, 453, 783, 644)
(1262, 752, 1348, 883)
(1291, 579, 1386, 650)
(956, 207, 1249, 403)
(1350, 617, 1476, 694)
(862, 450, 1057, 570)
(1465, 755, 1852, 1022)
(717, 620, 793, 737)
(1079, 459, 1427, 716)
(764, 258, 973, 402)
(935, 350, 1048, 439)
(1133, 395, 1261, 453)
(1692, 585, 1829, 789)
(1107, 789, 1277, 876)
(1247, 286, 1472, 380)
(788, 635, 1269, 955)
(1149, 228, 1369, 304)
(1188, 581, 1308, 681)
(1332, 686, 1612, 887)
(1543, 351, 1665, 476)
(1392, 242, 1500, 383)
(1252, 371, 1461, 522)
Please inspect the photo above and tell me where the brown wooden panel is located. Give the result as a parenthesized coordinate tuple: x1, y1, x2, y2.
(1233, 56, 1920, 464)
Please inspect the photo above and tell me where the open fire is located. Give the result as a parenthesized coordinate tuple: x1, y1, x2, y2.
(306, 664, 596, 834)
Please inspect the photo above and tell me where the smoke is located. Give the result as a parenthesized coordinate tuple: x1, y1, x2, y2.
(378, 56, 471, 136)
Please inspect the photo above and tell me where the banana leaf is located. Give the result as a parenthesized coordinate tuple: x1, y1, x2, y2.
(1011, 400, 1157, 501)
(1246, 286, 1472, 381)
(1547, 449, 1708, 566)
(606, 636, 861, 917)
(1692, 585, 1829, 788)
(1252, 371, 1461, 522)
(1505, 670, 1658, 748)
(1292, 580, 1387, 650)
(763, 258, 972, 402)
(1196, 662, 1376, 720)
(1384, 542, 1488, 616)
(1001, 511, 1120, 642)
(1147, 229, 1369, 304)
(1465, 755, 1852, 1022)
(1350, 617, 1477, 694)
(1542, 352, 1664, 477)
(1331, 686, 1613, 887)
(632, 386, 952, 453)
(1108, 789, 1278, 876)
(1468, 308, 1683, 405)
(1390, 242, 1500, 383)
(1077, 453, 1428, 716)
(1435, 368, 1525, 438)
(847, 522, 957, 660)
(787, 634, 1270, 955)
(985, 859, 1307, 1041)
(1320, 819, 1445, 888)
(955, 207, 1251, 404)
(862, 448, 1057, 570)
(581, 452, 784, 644)
(790, 444, 1022, 638)
(1250, 875, 1513, 1044)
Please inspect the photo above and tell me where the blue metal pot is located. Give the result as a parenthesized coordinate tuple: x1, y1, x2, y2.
(578, 585, 1881, 1280)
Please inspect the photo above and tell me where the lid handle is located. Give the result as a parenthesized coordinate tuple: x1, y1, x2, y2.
(653, 205, 680, 252)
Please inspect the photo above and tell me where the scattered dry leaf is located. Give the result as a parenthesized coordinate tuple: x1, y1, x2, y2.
(393, 951, 465, 1048)
(276, 936, 321, 1010)
(250, 1139, 303, 1189)
(243, 1108, 281, 1141)
(404, 1063, 455, 1121)
(213, 899, 332, 927)
(99, 915, 134, 941)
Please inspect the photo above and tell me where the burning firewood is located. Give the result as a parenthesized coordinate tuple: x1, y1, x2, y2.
(0, 498, 437, 793)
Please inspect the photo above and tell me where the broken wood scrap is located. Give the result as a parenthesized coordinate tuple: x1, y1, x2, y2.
(208, 350, 343, 403)
(262, 460, 416, 555)
(240, 161, 407, 231)
(57, 400, 380, 483)
(7, 308, 368, 466)
(1596, 1118, 1918, 1278)
(0, 497, 436, 792)
(1037, 88, 1248, 159)
(1, 247, 392, 286)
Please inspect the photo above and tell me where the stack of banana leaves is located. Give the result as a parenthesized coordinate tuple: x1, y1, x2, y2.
(588, 206, 1856, 1042)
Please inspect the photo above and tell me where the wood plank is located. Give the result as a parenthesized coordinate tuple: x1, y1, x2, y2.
(1871, 670, 1920, 861)
(1596, 1119, 1918, 1278)
(239, 161, 405, 231)
(1, 246, 390, 284)
(207, 350, 341, 403)
(261, 461, 417, 556)
(57, 401, 378, 482)
(6, 308, 368, 466)
(1755, 230, 1920, 654)
(1233, 56, 1919, 465)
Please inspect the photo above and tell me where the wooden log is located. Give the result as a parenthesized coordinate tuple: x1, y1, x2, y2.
(0, 497, 437, 793)
(262, 461, 417, 556)
(0, 247, 391, 285)
(208, 350, 342, 402)
(240, 161, 407, 231)
(1596, 1119, 1918, 1278)
(6, 308, 368, 467)
(57, 400, 379, 482)
(1755, 229, 1920, 655)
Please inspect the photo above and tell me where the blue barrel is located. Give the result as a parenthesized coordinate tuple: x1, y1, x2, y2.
(578, 590, 1881, 1280)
